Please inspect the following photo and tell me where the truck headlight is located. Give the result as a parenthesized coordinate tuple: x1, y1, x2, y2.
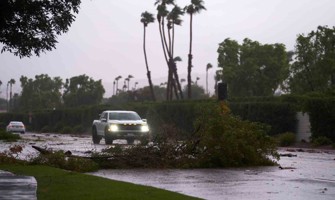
(109, 124, 118, 132)
(141, 124, 149, 132)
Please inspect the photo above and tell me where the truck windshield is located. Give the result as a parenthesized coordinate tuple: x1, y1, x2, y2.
(109, 112, 141, 120)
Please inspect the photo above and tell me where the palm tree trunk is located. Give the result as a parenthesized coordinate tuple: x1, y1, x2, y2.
(170, 24, 183, 99)
(158, 18, 173, 101)
(206, 70, 208, 95)
(9, 83, 12, 111)
(143, 24, 156, 101)
(187, 13, 193, 99)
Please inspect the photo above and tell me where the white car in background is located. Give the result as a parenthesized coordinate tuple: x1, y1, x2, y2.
(6, 121, 26, 134)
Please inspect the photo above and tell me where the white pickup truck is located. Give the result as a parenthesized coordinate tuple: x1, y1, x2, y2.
(92, 110, 150, 144)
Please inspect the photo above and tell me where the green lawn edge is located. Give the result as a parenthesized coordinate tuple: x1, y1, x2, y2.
(0, 164, 200, 200)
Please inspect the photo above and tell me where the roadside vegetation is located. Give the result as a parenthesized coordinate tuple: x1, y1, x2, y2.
(0, 129, 21, 142)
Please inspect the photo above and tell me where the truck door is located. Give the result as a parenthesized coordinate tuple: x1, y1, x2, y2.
(97, 112, 108, 135)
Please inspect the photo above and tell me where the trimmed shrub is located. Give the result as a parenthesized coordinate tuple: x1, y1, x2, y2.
(229, 102, 297, 135)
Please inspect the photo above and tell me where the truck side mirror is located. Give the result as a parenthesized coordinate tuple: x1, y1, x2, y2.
(142, 119, 147, 123)
(101, 118, 107, 122)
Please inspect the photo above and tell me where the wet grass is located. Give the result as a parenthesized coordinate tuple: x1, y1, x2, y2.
(0, 164, 199, 200)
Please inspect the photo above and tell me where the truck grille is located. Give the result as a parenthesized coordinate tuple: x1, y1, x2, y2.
(118, 124, 142, 131)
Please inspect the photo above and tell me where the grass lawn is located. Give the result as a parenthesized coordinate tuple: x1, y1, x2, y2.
(0, 164, 200, 200)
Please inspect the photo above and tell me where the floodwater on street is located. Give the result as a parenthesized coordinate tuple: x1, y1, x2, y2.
(1, 132, 335, 200)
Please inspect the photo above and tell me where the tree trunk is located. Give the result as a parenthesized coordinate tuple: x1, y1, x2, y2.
(170, 59, 183, 99)
(187, 14, 193, 99)
(143, 24, 156, 101)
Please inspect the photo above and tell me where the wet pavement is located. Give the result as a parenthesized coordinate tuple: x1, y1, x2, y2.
(0, 170, 37, 200)
(1, 132, 335, 200)
(91, 150, 335, 200)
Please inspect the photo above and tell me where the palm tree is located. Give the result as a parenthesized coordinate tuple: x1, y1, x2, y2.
(127, 75, 134, 91)
(156, 1, 184, 100)
(134, 82, 138, 90)
(115, 76, 122, 94)
(0, 80, 2, 96)
(195, 77, 200, 85)
(123, 80, 127, 92)
(8, 79, 15, 111)
(124, 78, 129, 92)
(113, 81, 116, 96)
(185, 0, 206, 99)
(180, 78, 186, 88)
(206, 63, 213, 95)
(141, 11, 156, 101)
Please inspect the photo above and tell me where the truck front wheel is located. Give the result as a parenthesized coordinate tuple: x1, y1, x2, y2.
(104, 128, 114, 145)
(92, 127, 101, 144)
(105, 134, 114, 145)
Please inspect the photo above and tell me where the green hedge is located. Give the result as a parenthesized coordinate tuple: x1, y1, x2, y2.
(229, 102, 297, 135)
(305, 97, 335, 141)
(1, 96, 334, 142)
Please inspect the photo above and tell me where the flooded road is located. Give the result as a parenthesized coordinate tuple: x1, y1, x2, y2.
(1, 132, 335, 200)
(91, 151, 335, 200)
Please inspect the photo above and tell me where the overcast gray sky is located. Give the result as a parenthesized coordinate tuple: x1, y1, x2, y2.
(1, 0, 335, 98)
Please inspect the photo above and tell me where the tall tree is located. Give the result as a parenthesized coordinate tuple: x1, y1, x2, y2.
(217, 38, 290, 97)
(206, 63, 213, 95)
(289, 26, 335, 94)
(0, 0, 81, 57)
(167, 5, 184, 100)
(184, 0, 206, 99)
(8, 78, 15, 111)
(20, 74, 63, 110)
(0, 80, 2, 96)
(127, 75, 134, 91)
(63, 75, 105, 107)
(115, 76, 122, 94)
(141, 11, 156, 101)
(155, 0, 184, 100)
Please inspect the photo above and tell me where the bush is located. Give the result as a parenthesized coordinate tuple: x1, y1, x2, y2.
(305, 97, 335, 142)
(41, 125, 52, 133)
(60, 126, 73, 134)
(312, 136, 333, 146)
(72, 125, 85, 134)
(0, 129, 21, 142)
(277, 132, 296, 147)
(193, 102, 279, 167)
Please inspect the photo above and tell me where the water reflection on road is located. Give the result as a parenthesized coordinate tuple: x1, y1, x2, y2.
(1, 132, 335, 200)
(91, 151, 335, 200)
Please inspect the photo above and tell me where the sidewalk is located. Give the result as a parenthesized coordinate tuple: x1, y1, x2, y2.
(0, 170, 37, 200)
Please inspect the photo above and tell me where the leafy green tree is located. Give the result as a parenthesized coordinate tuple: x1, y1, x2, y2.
(63, 75, 105, 107)
(0, 0, 81, 57)
(289, 26, 335, 94)
(141, 11, 156, 101)
(136, 85, 166, 101)
(183, 83, 207, 99)
(217, 38, 290, 97)
(20, 74, 63, 111)
(184, 0, 206, 99)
